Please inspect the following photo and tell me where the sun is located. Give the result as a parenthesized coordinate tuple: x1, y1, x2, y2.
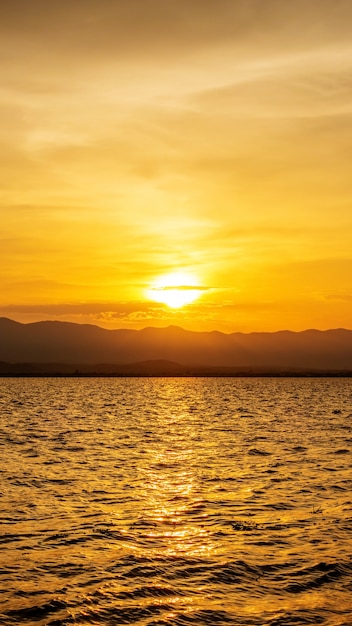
(147, 271, 204, 309)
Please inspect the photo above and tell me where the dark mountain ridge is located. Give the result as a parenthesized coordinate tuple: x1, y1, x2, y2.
(0, 317, 352, 371)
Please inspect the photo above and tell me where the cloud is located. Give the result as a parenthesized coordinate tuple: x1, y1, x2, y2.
(151, 285, 210, 292)
(0, 300, 165, 319)
(193, 53, 352, 121)
(2, 1, 352, 56)
(2, 1, 352, 109)
(0, 299, 215, 330)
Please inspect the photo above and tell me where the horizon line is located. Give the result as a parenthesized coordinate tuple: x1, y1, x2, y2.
(1, 316, 351, 336)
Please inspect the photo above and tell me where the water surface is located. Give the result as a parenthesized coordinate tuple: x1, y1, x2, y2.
(0, 377, 351, 625)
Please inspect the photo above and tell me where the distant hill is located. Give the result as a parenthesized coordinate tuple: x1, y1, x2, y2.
(0, 317, 352, 373)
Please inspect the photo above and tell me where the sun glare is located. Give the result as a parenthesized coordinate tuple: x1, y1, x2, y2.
(147, 272, 204, 308)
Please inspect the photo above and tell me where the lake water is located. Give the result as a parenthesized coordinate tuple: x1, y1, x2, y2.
(0, 377, 351, 626)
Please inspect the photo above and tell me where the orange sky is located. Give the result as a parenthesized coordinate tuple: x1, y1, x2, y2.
(1, 0, 351, 332)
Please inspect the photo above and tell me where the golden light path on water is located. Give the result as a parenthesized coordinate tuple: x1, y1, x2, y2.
(143, 420, 209, 558)
(123, 403, 214, 621)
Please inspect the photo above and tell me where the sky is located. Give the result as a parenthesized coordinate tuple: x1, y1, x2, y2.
(1, 0, 351, 332)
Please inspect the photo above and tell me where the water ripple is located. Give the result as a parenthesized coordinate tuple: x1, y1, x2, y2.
(0, 377, 351, 625)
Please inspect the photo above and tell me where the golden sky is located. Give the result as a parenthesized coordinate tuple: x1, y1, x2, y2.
(1, 0, 351, 332)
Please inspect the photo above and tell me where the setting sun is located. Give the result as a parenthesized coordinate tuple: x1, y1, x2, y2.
(147, 272, 204, 309)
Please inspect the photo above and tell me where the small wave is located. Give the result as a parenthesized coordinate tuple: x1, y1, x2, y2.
(209, 559, 261, 585)
(248, 448, 271, 456)
(5, 598, 68, 622)
(266, 610, 326, 625)
(284, 559, 352, 594)
(263, 501, 296, 510)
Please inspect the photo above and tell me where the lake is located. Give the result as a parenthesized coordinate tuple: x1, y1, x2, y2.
(0, 377, 351, 625)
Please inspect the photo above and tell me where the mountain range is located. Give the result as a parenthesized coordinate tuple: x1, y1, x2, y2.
(1, 317, 352, 374)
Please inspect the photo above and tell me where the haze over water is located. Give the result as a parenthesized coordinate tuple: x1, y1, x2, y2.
(0, 377, 351, 625)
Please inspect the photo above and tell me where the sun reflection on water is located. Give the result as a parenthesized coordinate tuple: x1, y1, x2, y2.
(136, 408, 213, 560)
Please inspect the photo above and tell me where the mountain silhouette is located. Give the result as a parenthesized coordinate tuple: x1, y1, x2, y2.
(1, 317, 352, 373)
